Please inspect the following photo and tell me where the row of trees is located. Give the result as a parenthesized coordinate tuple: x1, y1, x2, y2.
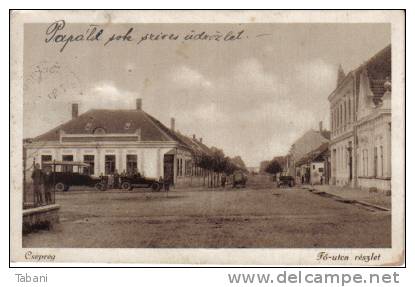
(264, 158, 283, 175)
(194, 147, 247, 188)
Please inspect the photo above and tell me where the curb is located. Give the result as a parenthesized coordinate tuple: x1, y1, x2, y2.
(302, 186, 391, 212)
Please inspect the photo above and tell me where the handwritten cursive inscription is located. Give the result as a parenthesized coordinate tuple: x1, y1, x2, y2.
(45, 20, 255, 52)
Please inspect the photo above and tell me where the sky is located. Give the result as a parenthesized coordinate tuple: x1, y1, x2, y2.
(23, 23, 390, 167)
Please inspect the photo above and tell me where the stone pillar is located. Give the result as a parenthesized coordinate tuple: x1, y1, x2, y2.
(118, 149, 124, 173)
(157, 148, 161, 178)
(386, 122, 392, 178)
(140, 150, 145, 175)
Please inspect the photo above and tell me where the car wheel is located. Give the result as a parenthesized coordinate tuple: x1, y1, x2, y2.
(55, 182, 65, 192)
(151, 182, 160, 191)
(121, 181, 131, 191)
(95, 182, 105, 191)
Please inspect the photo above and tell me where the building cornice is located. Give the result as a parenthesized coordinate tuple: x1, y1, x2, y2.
(328, 72, 354, 102)
(356, 108, 391, 127)
(329, 130, 354, 146)
(24, 141, 180, 149)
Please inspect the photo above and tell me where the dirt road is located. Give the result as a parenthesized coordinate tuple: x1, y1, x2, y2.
(23, 177, 391, 248)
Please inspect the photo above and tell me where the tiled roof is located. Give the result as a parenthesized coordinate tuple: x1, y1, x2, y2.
(320, 130, 331, 140)
(296, 142, 329, 167)
(356, 45, 391, 101)
(334, 45, 391, 101)
(173, 131, 213, 156)
(31, 108, 213, 156)
(33, 109, 176, 143)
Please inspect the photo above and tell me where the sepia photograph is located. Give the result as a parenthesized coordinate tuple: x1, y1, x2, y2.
(10, 10, 405, 265)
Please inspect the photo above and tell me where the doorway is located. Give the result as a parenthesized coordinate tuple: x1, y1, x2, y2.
(164, 154, 174, 185)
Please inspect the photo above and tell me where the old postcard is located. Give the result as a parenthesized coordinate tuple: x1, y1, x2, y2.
(10, 10, 405, 265)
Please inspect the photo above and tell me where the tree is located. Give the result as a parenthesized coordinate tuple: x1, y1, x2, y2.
(231, 156, 247, 172)
(265, 159, 282, 175)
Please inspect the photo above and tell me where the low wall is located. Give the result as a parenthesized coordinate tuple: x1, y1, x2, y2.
(23, 204, 60, 234)
(175, 176, 209, 188)
(357, 177, 391, 192)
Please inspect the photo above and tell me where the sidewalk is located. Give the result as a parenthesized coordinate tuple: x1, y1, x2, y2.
(301, 184, 391, 210)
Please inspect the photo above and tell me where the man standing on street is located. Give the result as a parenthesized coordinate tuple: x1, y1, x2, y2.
(31, 163, 43, 206)
(114, 169, 120, 189)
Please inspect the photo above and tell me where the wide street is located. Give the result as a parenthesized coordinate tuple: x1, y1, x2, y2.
(23, 175, 391, 248)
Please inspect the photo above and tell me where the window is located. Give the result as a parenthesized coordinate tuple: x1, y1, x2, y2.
(185, 160, 192, 176)
(344, 101, 348, 124)
(374, 147, 378, 178)
(312, 165, 315, 170)
(126, 154, 138, 174)
(85, 122, 93, 131)
(361, 150, 368, 177)
(344, 102, 347, 124)
(83, 155, 95, 175)
(177, 158, 183, 176)
(41, 155, 52, 171)
(380, 146, 384, 177)
(124, 122, 132, 130)
(364, 149, 369, 176)
(62, 155, 73, 172)
(105, 155, 116, 175)
(348, 97, 352, 121)
(94, 127, 106, 134)
(318, 167, 324, 173)
(180, 158, 183, 176)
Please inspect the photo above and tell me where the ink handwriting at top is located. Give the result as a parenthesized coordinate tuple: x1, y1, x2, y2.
(44, 20, 256, 52)
(45, 20, 104, 52)
(104, 28, 134, 46)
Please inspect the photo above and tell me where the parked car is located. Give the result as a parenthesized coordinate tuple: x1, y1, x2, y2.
(119, 173, 162, 191)
(43, 161, 102, 192)
(277, 173, 295, 187)
(232, 170, 247, 188)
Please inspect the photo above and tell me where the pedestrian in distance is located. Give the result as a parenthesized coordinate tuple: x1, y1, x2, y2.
(108, 173, 114, 189)
(163, 177, 170, 192)
(221, 174, 226, 188)
(44, 167, 53, 204)
(114, 169, 120, 189)
(31, 163, 44, 206)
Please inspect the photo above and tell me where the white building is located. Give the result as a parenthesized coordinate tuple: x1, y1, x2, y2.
(287, 122, 330, 183)
(329, 45, 391, 191)
(23, 99, 212, 186)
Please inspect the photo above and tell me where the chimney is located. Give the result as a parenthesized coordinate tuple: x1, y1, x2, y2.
(170, 117, 175, 131)
(192, 134, 196, 140)
(319, 121, 323, 132)
(199, 137, 203, 143)
(72, 103, 78, 119)
(136, 98, 142, 110)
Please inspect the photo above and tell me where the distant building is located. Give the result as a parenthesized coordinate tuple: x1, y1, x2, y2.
(23, 98, 212, 187)
(259, 160, 270, 174)
(247, 166, 260, 174)
(287, 121, 330, 183)
(295, 142, 330, 185)
(328, 45, 391, 191)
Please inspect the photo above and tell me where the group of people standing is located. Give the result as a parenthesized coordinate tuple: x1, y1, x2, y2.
(100, 170, 122, 189)
(31, 163, 53, 206)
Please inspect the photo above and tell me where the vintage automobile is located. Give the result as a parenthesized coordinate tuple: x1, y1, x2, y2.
(232, 170, 247, 188)
(277, 172, 295, 188)
(119, 173, 162, 191)
(43, 161, 102, 192)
